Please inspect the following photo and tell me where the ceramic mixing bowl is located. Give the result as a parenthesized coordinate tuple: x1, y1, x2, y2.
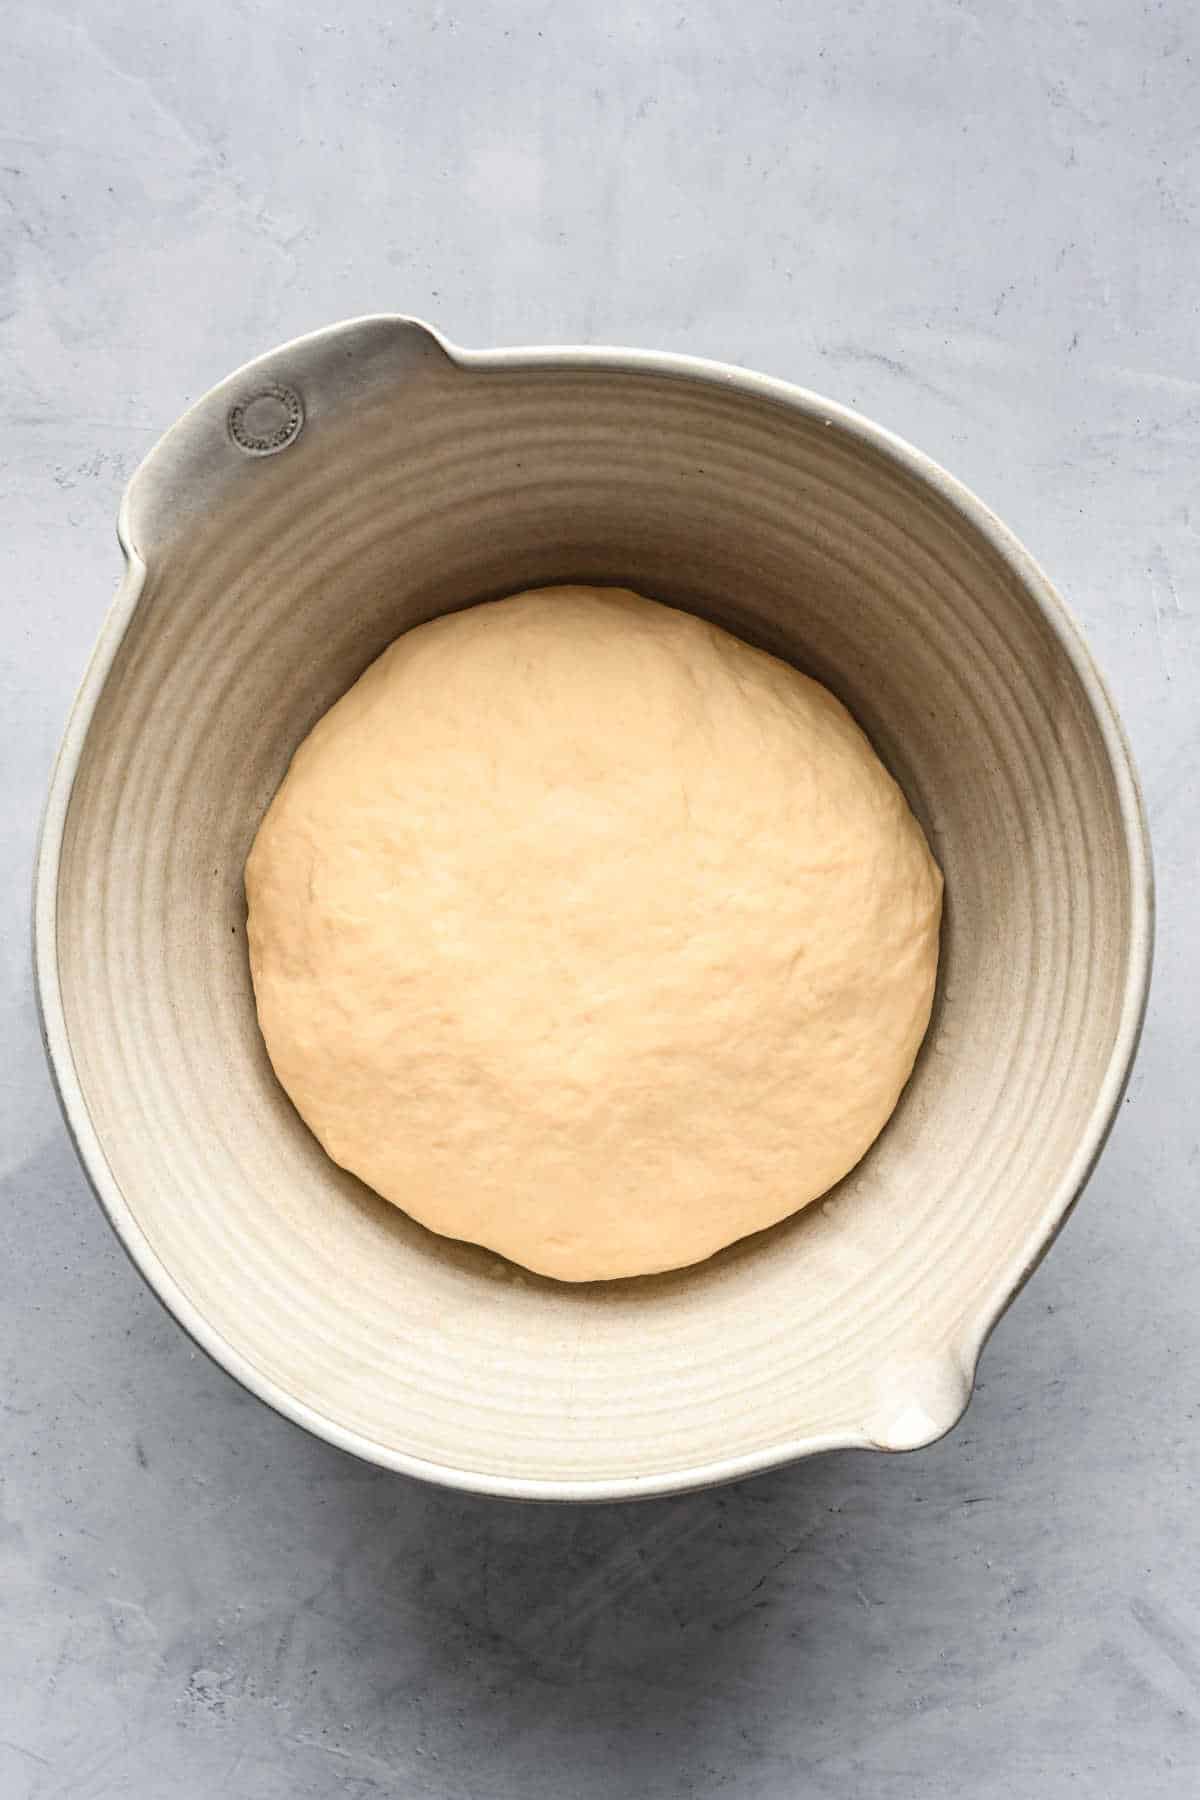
(35, 317, 1152, 1499)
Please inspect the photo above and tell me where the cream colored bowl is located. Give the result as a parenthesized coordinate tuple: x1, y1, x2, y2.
(35, 317, 1153, 1500)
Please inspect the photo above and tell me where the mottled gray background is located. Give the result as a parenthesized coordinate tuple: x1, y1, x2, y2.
(3, 2, 1197, 1796)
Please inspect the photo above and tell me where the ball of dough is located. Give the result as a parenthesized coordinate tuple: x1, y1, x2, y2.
(246, 587, 942, 1282)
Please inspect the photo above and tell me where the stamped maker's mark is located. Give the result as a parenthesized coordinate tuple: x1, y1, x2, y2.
(228, 383, 304, 455)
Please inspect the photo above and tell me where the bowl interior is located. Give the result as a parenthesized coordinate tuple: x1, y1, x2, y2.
(50, 332, 1142, 1493)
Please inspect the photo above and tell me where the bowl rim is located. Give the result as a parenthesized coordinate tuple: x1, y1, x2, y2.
(33, 314, 1155, 1502)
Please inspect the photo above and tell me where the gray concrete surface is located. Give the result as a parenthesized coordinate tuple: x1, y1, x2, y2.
(3, 3, 1197, 1795)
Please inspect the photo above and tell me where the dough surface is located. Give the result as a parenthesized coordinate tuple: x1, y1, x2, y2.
(245, 587, 942, 1281)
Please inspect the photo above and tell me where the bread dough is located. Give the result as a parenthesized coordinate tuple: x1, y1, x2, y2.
(245, 587, 942, 1281)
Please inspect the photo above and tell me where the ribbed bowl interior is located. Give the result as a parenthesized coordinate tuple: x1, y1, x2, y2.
(49, 325, 1145, 1494)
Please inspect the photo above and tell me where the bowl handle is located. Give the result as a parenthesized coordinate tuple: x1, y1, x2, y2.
(117, 315, 461, 564)
(862, 1350, 975, 1452)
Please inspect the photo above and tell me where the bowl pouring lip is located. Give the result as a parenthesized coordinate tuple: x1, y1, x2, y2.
(32, 314, 1155, 1502)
